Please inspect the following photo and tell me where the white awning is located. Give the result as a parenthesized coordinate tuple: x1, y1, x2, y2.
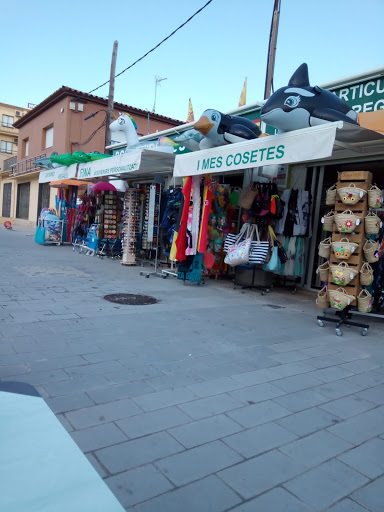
(39, 164, 77, 183)
(77, 149, 175, 181)
(173, 122, 384, 177)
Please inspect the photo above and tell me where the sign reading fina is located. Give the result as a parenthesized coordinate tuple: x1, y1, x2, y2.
(173, 124, 338, 177)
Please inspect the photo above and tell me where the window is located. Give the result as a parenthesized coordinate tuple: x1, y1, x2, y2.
(2, 114, 14, 128)
(0, 140, 13, 154)
(16, 182, 30, 220)
(23, 138, 29, 157)
(44, 126, 54, 148)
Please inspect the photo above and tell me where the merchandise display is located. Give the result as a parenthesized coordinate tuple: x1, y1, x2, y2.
(121, 189, 140, 265)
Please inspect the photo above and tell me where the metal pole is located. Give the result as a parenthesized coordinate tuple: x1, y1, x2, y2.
(264, 0, 281, 100)
(105, 40, 118, 149)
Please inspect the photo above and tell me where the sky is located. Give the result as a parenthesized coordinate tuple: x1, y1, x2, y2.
(1, 0, 383, 124)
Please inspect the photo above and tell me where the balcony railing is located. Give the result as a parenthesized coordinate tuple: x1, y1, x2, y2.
(10, 153, 46, 177)
(2, 155, 17, 172)
(0, 124, 17, 135)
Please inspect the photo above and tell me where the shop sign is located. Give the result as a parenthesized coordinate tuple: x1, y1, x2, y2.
(39, 164, 77, 183)
(78, 150, 142, 179)
(331, 77, 384, 113)
(174, 124, 337, 177)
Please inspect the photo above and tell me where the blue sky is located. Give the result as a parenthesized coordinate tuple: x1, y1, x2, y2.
(1, 0, 383, 124)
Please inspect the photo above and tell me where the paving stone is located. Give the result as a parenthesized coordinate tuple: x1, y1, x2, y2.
(70, 422, 127, 452)
(45, 391, 94, 414)
(356, 383, 384, 405)
(0, 363, 29, 377)
(105, 366, 164, 384)
(116, 406, 192, 439)
(230, 487, 314, 512)
(327, 405, 384, 445)
(186, 377, 243, 398)
(194, 362, 246, 380)
(319, 395, 377, 419)
(339, 358, 382, 374)
(168, 414, 243, 448)
(223, 421, 297, 458)
(336, 349, 371, 362)
(27, 355, 87, 372)
(265, 361, 314, 378)
(145, 371, 204, 391)
(279, 430, 353, 467)
(65, 361, 125, 377)
(105, 464, 174, 508)
(0, 341, 15, 355)
(284, 459, 369, 511)
(300, 344, 340, 357)
(270, 351, 311, 364)
(96, 431, 184, 474)
(351, 476, 384, 512)
(226, 400, 291, 429)
(86, 453, 108, 478)
(273, 373, 323, 393)
(219, 449, 306, 500)
(309, 366, 355, 383)
(155, 440, 243, 486)
(132, 387, 197, 412)
(42, 375, 113, 397)
(305, 355, 346, 369)
(231, 368, 281, 386)
(87, 381, 155, 404)
(65, 398, 142, 429)
(6, 368, 69, 386)
(328, 499, 370, 512)
(276, 406, 341, 437)
(133, 475, 241, 512)
(178, 393, 245, 420)
(338, 437, 384, 478)
(273, 388, 330, 413)
(230, 382, 286, 404)
(316, 379, 365, 399)
(345, 371, 384, 389)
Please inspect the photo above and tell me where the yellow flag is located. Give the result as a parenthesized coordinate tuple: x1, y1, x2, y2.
(238, 77, 247, 107)
(186, 98, 194, 123)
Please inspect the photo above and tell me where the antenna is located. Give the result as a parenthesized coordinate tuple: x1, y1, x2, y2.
(152, 76, 168, 112)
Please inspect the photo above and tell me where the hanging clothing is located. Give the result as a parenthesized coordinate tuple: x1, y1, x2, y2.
(274, 189, 291, 234)
(175, 177, 192, 262)
(293, 190, 309, 236)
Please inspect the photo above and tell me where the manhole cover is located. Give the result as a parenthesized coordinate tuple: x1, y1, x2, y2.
(103, 293, 159, 305)
(264, 304, 285, 309)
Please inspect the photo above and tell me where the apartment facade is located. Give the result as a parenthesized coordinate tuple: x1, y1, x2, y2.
(1, 87, 181, 228)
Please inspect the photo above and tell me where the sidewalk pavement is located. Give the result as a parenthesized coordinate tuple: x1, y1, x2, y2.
(1, 227, 384, 511)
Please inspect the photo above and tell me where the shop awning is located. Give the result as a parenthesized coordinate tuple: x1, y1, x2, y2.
(77, 149, 175, 181)
(49, 179, 92, 188)
(39, 164, 77, 183)
(173, 122, 384, 177)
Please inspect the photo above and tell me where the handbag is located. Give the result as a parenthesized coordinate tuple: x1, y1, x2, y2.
(224, 225, 252, 266)
(223, 223, 248, 253)
(262, 233, 282, 272)
(248, 225, 270, 264)
(267, 225, 287, 264)
(238, 185, 257, 209)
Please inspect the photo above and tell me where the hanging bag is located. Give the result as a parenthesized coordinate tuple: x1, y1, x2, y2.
(334, 210, 361, 234)
(224, 224, 252, 266)
(330, 261, 358, 286)
(223, 223, 248, 253)
(357, 289, 373, 313)
(331, 237, 358, 260)
(365, 211, 381, 235)
(268, 225, 288, 264)
(325, 184, 337, 206)
(262, 226, 281, 272)
(248, 224, 270, 265)
(337, 183, 366, 205)
(363, 239, 379, 263)
(318, 237, 332, 259)
(316, 261, 330, 282)
(360, 262, 374, 286)
(316, 286, 329, 309)
(329, 287, 355, 310)
(367, 184, 383, 209)
(321, 210, 335, 232)
(238, 185, 257, 210)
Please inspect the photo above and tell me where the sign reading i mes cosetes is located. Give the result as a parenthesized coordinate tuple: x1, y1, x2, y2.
(332, 76, 384, 113)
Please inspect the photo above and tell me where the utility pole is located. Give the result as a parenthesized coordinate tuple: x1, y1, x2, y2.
(264, 0, 281, 100)
(152, 76, 167, 113)
(105, 40, 118, 150)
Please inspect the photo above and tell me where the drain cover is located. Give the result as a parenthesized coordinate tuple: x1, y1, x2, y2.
(264, 304, 285, 309)
(104, 293, 158, 305)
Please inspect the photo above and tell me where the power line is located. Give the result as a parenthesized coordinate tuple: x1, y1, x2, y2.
(88, 0, 213, 95)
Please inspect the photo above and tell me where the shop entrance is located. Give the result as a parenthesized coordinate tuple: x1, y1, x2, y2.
(16, 182, 30, 220)
(2, 183, 12, 217)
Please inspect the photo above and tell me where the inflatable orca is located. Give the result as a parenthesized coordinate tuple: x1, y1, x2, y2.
(194, 109, 261, 149)
(261, 63, 359, 132)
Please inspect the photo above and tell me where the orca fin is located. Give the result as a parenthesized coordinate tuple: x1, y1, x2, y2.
(288, 63, 310, 87)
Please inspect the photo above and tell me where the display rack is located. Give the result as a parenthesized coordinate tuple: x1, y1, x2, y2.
(140, 183, 163, 278)
(121, 189, 140, 266)
(318, 170, 372, 336)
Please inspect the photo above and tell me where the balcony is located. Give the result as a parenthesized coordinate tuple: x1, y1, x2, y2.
(2, 156, 16, 173)
(0, 124, 17, 136)
(10, 153, 46, 177)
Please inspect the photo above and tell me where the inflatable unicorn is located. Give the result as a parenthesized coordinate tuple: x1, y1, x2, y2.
(110, 113, 140, 146)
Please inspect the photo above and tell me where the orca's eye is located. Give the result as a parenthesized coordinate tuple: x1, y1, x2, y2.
(284, 95, 301, 108)
(211, 113, 218, 122)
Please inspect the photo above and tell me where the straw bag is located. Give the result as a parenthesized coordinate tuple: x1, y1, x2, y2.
(360, 262, 374, 286)
(316, 261, 330, 282)
(338, 183, 366, 204)
(368, 185, 383, 209)
(326, 184, 337, 206)
(238, 185, 257, 209)
(334, 210, 361, 234)
(357, 289, 373, 313)
(365, 212, 381, 235)
(331, 237, 359, 260)
(318, 237, 332, 258)
(363, 239, 379, 263)
(321, 211, 334, 232)
(316, 286, 329, 310)
(330, 261, 358, 286)
(329, 287, 355, 310)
